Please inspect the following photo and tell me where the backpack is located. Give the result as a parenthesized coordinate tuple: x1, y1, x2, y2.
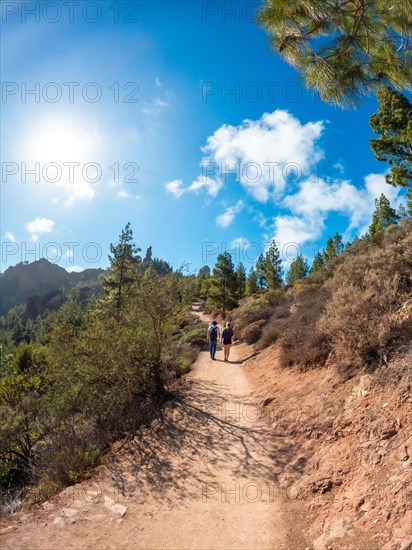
(209, 325, 218, 341)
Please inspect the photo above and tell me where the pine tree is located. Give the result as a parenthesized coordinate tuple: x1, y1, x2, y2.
(264, 240, 283, 290)
(370, 86, 412, 214)
(397, 204, 409, 221)
(369, 194, 400, 237)
(258, 2, 412, 108)
(322, 236, 335, 264)
(101, 222, 141, 310)
(235, 263, 247, 300)
(311, 252, 324, 273)
(208, 252, 238, 315)
(332, 232, 344, 256)
(286, 255, 309, 284)
(255, 253, 266, 289)
(246, 268, 259, 296)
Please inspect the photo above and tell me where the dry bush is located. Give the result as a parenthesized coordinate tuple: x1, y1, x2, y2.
(277, 287, 331, 368)
(0, 488, 24, 515)
(318, 223, 412, 368)
(257, 303, 291, 349)
(241, 319, 267, 344)
(32, 421, 101, 493)
(230, 297, 273, 342)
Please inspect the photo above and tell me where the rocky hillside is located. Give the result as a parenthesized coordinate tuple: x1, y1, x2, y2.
(0, 259, 105, 314)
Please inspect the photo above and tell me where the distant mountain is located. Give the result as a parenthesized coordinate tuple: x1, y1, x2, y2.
(0, 259, 105, 315)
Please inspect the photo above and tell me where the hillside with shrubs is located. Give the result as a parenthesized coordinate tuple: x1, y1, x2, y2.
(0, 224, 205, 512)
(228, 221, 411, 373)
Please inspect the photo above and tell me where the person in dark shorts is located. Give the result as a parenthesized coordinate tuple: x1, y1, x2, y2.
(221, 321, 234, 362)
(207, 320, 220, 360)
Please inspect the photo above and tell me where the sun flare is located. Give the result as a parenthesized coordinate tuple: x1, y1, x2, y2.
(28, 118, 101, 166)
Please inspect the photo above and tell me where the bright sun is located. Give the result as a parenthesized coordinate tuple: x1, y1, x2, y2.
(24, 117, 102, 203)
(28, 119, 101, 166)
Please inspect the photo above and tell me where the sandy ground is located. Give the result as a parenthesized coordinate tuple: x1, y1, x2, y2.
(0, 304, 294, 549)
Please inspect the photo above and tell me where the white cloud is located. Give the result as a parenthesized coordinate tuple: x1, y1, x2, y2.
(165, 176, 223, 198)
(188, 175, 223, 197)
(216, 200, 244, 228)
(272, 172, 402, 249)
(116, 190, 141, 200)
(142, 95, 170, 115)
(155, 77, 162, 87)
(25, 217, 55, 242)
(108, 178, 122, 188)
(5, 231, 16, 242)
(273, 215, 324, 254)
(230, 236, 250, 249)
(200, 110, 325, 201)
(153, 97, 168, 108)
(165, 179, 185, 198)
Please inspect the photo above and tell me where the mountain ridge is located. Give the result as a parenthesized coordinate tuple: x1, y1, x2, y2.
(0, 258, 105, 314)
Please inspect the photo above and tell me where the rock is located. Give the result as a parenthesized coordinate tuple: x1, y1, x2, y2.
(41, 501, 55, 511)
(111, 504, 127, 517)
(62, 507, 78, 517)
(261, 397, 275, 407)
(104, 495, 115, 508)
(381, 429, 397, 440)
(391, 482, 403, 495)
(52, 516, 65, 529)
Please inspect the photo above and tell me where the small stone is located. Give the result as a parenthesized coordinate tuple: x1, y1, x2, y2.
(391, 482, 403, 494)
(381, 428, 397, 440)
(53, 516, 65, 529)
(111, 504, 127, 517)
(372, 453, 382, 465)
(104, 495, 115, 508)
(62, 507, 78, 517)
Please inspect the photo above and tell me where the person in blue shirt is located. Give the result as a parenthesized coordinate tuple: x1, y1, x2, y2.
(207, 320, 220, 360)
(221, 322, 234, 362)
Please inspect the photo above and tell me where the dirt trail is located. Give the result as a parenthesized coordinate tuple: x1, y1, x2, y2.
(1, 303, 290, 550)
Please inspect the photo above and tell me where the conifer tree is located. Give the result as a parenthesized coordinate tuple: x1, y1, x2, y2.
(246, 267, 259, 296)
(332, 232, 344, 256)
(323, 232, 344, 263)
(208, 252, 238, 315)
(370, 86, 412, 214)
(369, 194, 400, 237)
(286, 255, 309, 284)
(311, 252, 325, 273)
(264, 241, 283, 290)
(255, 253, 266, 289)
(101, 222, 141, 310)
(235, 263, 247, 300)
(322, 236, 335, 264)
(258, 1, 412, 108)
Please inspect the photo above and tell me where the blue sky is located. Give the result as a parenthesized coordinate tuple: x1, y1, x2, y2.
(1, 1, 408, 274)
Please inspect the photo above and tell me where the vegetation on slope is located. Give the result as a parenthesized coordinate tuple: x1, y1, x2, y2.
(0, 225, 204, 511)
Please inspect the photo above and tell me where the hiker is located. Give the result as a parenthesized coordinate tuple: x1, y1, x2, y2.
(221, 321, 234, 362)
(207, 320, 220, 360)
